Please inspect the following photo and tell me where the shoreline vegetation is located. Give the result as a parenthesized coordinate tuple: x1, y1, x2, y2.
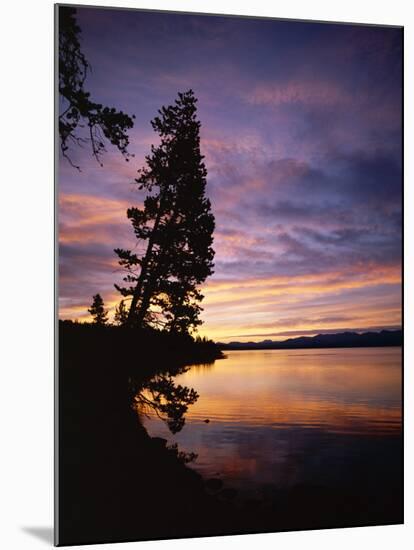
(58, 321, 402, 545)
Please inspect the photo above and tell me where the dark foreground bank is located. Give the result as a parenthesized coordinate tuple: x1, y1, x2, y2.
(57, 322, 402, 546)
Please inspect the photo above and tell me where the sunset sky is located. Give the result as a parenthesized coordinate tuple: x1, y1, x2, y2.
(59, 7, 402, 342)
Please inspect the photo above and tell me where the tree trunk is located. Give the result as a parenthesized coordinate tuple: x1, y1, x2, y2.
(134, 207, 180, 328)
(169, 293, 185, 333)
(134, 278, 154, 327)
(126, 195, 165, 326)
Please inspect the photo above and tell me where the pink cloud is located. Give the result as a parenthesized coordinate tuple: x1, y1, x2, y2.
(244, 79, 352, 108)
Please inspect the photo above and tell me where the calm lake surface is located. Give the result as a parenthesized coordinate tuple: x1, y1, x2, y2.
(142, 347, 402, 499)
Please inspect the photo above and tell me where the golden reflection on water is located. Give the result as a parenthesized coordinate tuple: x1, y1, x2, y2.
(141, 347, 401, 491)
(175, 347, 401, 435)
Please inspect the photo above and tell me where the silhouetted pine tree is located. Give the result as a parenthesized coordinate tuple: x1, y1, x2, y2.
(88, 294, 108, 325)
(114, 90, 215, 333)
(114, 299, 128, 326)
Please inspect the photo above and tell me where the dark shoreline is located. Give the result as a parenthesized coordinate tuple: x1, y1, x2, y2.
(219, 329, 402, 351)
(58, 321, 231, 545)
(57, 322, 402, 545)
(221, 344, 402, 351)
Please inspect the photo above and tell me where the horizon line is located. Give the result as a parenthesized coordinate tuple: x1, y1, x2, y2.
(215, 325, 402, 343)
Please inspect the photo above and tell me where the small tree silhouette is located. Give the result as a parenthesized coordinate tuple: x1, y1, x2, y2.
(58, 6, 135, 169)
(114, 299, 128, 326)
(88, 294, 108, 325)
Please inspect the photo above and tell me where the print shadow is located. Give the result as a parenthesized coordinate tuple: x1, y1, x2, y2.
(22, 527, 53, 545)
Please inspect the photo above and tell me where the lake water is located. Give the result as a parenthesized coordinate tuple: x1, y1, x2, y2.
(141, 347, 402, 500)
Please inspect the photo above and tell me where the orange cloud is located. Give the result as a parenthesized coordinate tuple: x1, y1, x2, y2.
(59, 193, 142, 245)
(203, 265, 400, 305)
(197, 264, 401, 341)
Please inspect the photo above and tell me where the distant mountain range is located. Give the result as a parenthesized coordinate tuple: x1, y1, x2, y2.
(218, 329, 402, 350)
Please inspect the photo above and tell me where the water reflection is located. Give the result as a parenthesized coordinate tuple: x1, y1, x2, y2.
(141, 347, 402, 497)
(134, 371, 199, 434)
